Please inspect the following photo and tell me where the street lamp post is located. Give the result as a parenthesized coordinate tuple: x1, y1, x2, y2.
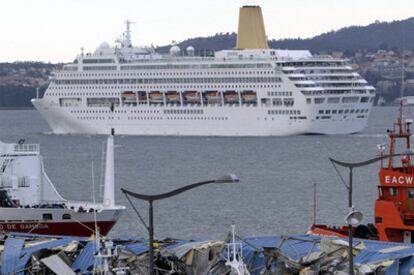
(121, 174, 240, 275)
(328, 154, 412, 275)
(348, 167, 354, 275)
(330, 158, 365, 275)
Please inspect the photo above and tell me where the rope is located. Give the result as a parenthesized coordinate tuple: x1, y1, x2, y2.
(123, 192, 149, 231)
(331, 160, 349, 189)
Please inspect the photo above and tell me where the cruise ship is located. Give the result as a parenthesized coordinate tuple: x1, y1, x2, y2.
(32, 6, 376, 136)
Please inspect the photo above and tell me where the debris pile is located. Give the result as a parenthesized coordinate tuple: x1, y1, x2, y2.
(1, 232, 414, 274)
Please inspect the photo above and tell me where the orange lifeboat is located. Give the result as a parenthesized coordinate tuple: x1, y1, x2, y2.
(184, 91, 200, 103)
(204, 91, 221, 102)
(149, 91, 164, 103)
(224, 91, 239, 103)
(241, 91, 257, 103)
(166, 91, 180, 102)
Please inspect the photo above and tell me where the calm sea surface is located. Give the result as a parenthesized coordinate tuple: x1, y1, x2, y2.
(0, 107, 404, 239)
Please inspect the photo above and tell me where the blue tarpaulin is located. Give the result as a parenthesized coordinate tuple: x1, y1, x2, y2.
(71, 241, 96, 273)
(1, 237, 75, 275)
(2, 233, 414, 274)
(239, 235, 414, 274)
(1, 238, 25, 275)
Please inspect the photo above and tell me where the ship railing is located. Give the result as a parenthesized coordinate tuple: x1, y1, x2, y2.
(40, 200, 108, 211)
(118, 55, 273, 64)
(65, 200, 124, 210)
(13, 144, 40, 153)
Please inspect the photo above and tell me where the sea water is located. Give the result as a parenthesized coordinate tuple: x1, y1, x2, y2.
(0, 107, 402, 239)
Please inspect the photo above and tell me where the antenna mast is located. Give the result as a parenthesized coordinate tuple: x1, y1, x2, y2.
(124, 20, 135, 48)
(399, 21, 407, 125)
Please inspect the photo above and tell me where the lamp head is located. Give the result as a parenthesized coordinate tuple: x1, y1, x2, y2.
(346, 209, 363, 226)
(215, 174, 239, 183)
(376, 143, 386, 152)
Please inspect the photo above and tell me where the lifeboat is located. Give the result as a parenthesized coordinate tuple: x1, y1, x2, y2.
(149, 91, 164, 103)
(121, 91, 137, 104)
(309, 101, 414, 243)
(241, 91, 257, 103)
(166, 91, 180, 102)
(184, 91, 200, 103)
(204, 91, 221, 102)
(122, 91, 135, 97)
(224, 91, 239, 103)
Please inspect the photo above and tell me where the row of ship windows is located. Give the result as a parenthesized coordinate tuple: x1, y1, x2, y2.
(76, 116, 229, 121)
(59, 69, 274, 77)
(318, 109, 369, 115)
(70, 108, 200, 115)
(48, 84, 282, 93)
(316, 115, 366, 120)
(75, 115, 312, 122)
(52, 77, 282, 85)
(267, 110, 301, 115)
(164, 109, 203, 115)
(318, 83, 367, 88)
(80, 69, 277, 76)
(283, 62, 346, 67)
(261, 98, 294, 107)
(71, 110, 133, 114)
(267, 91, 293, 97)
(307, 97, 373, 104)
(284, 69, 351, 75)
(120, 63, 272, 70)
(263, 117, 307, 121)
(69, 109, 211, 115)
(302, 90, 375, 96)
(310, 76, 362, 81)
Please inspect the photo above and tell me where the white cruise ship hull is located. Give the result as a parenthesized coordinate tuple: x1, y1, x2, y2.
(30, 5, 376, 137)
(32, 98, 370, 136)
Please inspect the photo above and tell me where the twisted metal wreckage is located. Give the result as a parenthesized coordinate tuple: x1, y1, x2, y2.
(1, 230, 414, 274)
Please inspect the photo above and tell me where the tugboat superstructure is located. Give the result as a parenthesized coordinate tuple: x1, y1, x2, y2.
(310, 101, 414, 243)
(32, 6, 375, 136)
(0, 135, 125, 237)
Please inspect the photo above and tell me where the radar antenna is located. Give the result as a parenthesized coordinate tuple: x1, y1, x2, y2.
(124, 20, 135, 48)
(114, 20, 136, 48)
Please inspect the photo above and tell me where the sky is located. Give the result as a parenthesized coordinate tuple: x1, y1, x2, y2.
(1, 0, 413, 63)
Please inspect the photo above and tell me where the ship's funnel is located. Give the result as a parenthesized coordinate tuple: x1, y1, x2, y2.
(103, 130, 115, 208)
(236, 5, 269, 49)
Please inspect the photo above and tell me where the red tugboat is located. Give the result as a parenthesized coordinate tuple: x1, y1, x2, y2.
(310, 101, 414, 243)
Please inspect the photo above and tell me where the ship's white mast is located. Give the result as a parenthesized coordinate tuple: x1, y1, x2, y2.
(225, 225, 250, 275)
(124, 20, 135, 48)
(103, 129, 115, 208)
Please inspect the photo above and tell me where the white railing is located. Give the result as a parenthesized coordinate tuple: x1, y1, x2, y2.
(13, 144, 40, 153)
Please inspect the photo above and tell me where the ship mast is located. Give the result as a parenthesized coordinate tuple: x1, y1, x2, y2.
(124, 20, 135, 48)
(388, 46, 411, 169)
(103, 129, 115, 208)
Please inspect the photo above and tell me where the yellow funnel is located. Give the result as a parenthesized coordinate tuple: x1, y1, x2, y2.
(236, 6, 269, 49)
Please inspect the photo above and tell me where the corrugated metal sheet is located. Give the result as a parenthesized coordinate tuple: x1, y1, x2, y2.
(122, 242, 149, 255)
(3, 233, 414, 274)
(41, 255, 76, 275)
(16, 238, 75, 275)
(71, 241, 96, 273)
(1, 238, 24, 275)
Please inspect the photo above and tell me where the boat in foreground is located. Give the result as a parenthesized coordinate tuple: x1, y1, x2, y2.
(309, 102, 414, 243)
(0, 133, 125, 236)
